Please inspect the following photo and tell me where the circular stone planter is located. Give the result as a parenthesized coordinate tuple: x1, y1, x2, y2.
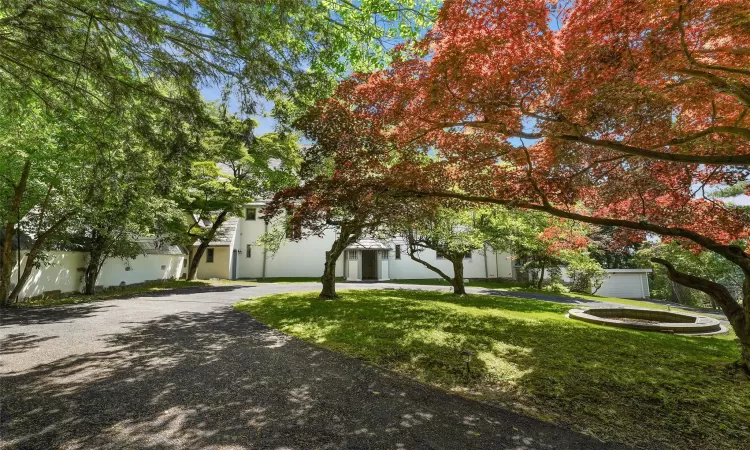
(568, 307, 725, 335)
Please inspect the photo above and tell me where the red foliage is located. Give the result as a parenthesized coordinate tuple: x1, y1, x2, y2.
(305, 0, 750, 252)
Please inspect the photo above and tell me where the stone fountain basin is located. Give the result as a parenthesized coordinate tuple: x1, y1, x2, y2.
(568, 307, 724, 334)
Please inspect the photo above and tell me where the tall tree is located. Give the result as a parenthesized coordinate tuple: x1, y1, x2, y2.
(0, 0, 439, 116)
(66, 145, 173, 295)
(0, 92, 92, 305)
(177, 111, 300, 280)
(265, 179, 406, 299)
(392, 207, 485, 295)
(476, 207, 597, 290)
(301, 0, 750, 371)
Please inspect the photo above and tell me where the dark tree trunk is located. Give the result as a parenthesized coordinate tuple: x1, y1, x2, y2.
(319, 225, 361, 299)
(0, 160, 31, 306)
(320, 250, 339, 299)
(188, 242, 208, 281)
(537, 263, 546, 290)
(7, 214, 70, 303)
(451, 258, 466, 295)
(82, 231, 107, 295)
(84, 251, 104, 295)
(187, 211, 229, 281)
(407, 247, 453, 286)
(652, 257, 750, 374)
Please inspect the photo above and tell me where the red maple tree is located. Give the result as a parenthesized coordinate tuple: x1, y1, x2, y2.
(305, 0, 750, 371)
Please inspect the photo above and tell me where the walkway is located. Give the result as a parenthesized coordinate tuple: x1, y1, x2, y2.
(1, 282, 636, 449)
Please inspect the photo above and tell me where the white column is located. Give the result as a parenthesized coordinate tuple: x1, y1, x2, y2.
(346, 250, 361, 281)
(379, 250, 390, 281)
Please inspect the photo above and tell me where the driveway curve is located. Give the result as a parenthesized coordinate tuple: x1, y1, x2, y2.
(1, 282, 633, 449)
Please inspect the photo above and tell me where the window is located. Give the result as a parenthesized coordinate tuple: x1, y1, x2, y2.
(395, 245, 401, 260)
(348, 250, 358, 260)
(206, 248, 214, 263)
(245, 208, 257, 220)
(381, 250, 388, 260)
(464, 251, 473, 260)
(246, 244, 252, 258)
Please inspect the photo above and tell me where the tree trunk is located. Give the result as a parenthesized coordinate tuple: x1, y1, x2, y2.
(7, 214, 70, 303)
(407, 246, 454, 286)
(319, 225, 360, 299)
(188, 242, 208, 281)
(187, 211, 229, 281)
(320, 250, 339, 299)
(451, 258, 466, 296)
(652, 257, 750, 374)
(537, 263, 546, 290)
(84, 251, 104, 295)
(740, 337, 750, 375)
(0, 160, 31, 306)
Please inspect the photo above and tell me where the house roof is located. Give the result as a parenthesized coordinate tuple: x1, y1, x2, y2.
(347, 238, 391, 250)
(193, 218, 239, 247)
(137, 238, 187, 255)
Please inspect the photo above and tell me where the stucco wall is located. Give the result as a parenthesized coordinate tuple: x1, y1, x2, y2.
(192, 247, 231, 279)
(98, 254, 185, 287)
(11, 251, 85, 299)
(235, 209, 344, 279)
(11, 250, 186, 299)
(389, 248, 514, 280)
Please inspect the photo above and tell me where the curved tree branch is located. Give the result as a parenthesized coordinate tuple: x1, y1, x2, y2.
(650, 257, 744, 326)
(397, 188, 750, 274)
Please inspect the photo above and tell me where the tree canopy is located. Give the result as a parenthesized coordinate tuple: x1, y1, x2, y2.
(298, 0, 750, 371)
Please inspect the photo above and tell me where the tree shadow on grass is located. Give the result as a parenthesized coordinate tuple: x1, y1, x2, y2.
(126, 284, 255, 299)
(240, 290, 749, 450)
(0, 306, 629, 450)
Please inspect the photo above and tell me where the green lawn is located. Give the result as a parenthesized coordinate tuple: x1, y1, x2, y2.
(235, 289, 749, 450)
(390, 278, 715, 315)
(250, 277, 333, 283)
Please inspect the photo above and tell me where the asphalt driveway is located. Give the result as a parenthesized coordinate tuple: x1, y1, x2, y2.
(0, 282, 634, 449)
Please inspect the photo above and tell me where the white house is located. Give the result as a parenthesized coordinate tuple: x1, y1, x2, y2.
(188, 202, 515, 282)
(187, 203, 651, 298)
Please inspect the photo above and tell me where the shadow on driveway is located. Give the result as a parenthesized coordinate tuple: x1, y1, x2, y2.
(0, 307, 629, 450)
(0, 285, 254, 327)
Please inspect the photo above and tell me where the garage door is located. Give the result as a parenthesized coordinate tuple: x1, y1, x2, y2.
(597, 273, 646, 298)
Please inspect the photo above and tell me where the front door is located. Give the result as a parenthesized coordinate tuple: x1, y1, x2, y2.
(362, 251, 378, 280)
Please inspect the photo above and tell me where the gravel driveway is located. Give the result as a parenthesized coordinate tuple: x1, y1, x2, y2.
(1, 282, 633, 449)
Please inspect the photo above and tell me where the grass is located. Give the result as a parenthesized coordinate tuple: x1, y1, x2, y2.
(236, 289, 750, 450)
(391, 278, 715, 315)
(15, 279, 256, 307)
(249, 277, 334, 283)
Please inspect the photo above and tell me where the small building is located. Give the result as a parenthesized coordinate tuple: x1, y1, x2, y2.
(596, 269, 652, 299)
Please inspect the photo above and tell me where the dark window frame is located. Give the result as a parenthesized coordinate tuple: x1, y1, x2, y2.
(206, 248, 215, 263)
(395, 245, 401, 260)
(245, 208, 257, 221)
(246, 244, 252, 258)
